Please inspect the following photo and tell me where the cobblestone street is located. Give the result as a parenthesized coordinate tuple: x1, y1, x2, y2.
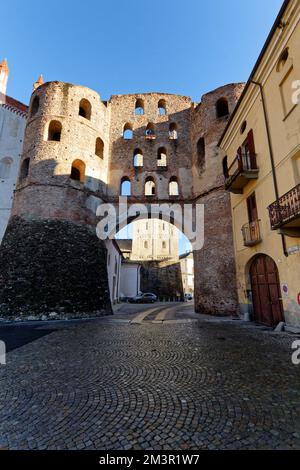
(0, 303, 300, 450)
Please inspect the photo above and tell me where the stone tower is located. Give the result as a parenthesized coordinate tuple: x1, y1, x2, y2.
(0, 81, 111, 316)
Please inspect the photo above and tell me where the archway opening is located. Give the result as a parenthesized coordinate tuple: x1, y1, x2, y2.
(114, 216, 194, 303)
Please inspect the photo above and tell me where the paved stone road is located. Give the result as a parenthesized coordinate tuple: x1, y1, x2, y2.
(0, 303, 300, 450)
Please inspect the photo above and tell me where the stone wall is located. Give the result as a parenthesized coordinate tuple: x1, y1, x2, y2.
(140, 259, 184, 300)
(0, 216, 111, 319)
(107, 93, 193, 200)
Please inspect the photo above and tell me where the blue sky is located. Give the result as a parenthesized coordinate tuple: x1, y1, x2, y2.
(3, 0, 283, 105)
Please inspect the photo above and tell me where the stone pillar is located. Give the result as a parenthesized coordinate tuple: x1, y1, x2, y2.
(193, 189, 239, 316)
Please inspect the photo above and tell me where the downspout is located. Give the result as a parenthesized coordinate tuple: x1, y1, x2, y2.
(251, 80, 288, 257)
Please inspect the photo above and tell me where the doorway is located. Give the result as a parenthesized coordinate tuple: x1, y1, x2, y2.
(249, 254, 284, 327)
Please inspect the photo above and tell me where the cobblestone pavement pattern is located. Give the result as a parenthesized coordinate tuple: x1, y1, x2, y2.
(0, 303, 299, 450)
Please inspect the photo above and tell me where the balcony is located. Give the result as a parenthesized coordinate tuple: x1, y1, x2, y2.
(241, 220, 262, 247)
(225, 152, 259, 194)
(268, 183, 300, 236)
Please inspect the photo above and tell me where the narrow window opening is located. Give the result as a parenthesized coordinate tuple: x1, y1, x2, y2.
(133, 149, 143, 167)
(145, 177, 156, 196)
(70, 159, 85, 183)
(120, 177, 131, 196)
(216, 98, 229, 118)
(95, 137, 104, 158)
(135, 99, 144, 115)
(169, 123, 178, 139)
(48, 120, 62, 141)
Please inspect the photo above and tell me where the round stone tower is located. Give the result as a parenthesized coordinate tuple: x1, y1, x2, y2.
(0, 81, 112, 318)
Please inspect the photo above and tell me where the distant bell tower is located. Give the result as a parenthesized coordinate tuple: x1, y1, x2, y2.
(131, 219, 179, 261)
(0, 58, 9, 97)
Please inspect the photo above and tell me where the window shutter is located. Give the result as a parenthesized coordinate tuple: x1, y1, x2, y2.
(247, 129, 257, 168)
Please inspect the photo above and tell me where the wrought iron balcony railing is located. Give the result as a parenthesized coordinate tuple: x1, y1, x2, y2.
(241, 219, 262, 247)
(268, 183, 300, 230)
(225, 152, 259, 193)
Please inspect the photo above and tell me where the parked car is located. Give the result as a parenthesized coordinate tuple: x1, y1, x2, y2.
(129, 293, 157, 303)
(184, 293, 193, 301)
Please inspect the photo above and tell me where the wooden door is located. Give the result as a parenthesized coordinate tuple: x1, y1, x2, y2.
(249, 255, 284, 326)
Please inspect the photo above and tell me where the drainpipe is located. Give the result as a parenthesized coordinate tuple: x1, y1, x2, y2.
(251, 80, 288, 257)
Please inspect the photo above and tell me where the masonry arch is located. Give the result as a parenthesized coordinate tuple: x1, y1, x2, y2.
(145, 176, 156, 196)
(216, 97, 229, 118)
(114, 214, 194, 302)
(47, 120, 62, 141)
(120, 177, 131, 196)
(135, 99, 144, 115)
(79, 99, 91, 120)
(158, 99, 167, 115)
(169, 176, 179, 196)
(157, 147, 167, 167)
(145, 123, 155, 139)
(133, 149, 143, 167)
(70, 159, 85, 183)
(30, 96, 40, 117)
(95, 137, 104, 158)
(123, 123, 133, 139)
(169, 123, 178, 140)
(20, 158, 30, 180)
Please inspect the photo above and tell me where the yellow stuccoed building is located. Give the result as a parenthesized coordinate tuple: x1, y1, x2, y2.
(219, 0, 300, 330)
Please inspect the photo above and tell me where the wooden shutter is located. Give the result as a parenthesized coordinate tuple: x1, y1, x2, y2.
(247, 129, 257, 169)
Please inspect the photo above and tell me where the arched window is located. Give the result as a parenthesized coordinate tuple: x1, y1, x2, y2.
(158, 99, 167, 115)
(144, 241, 148, 249)
(133, 149, 143, 167)
(169, 123, 178, 140)
(197, 137, 205, 174)
(79, 99, 91, 120)
(169, 177, 179, 196)
(95, 137, 104, 158)
(20, 158, 30, 179)
(120, 177, 131, 196)
(123, 123, 133, 139)
(157, 147, 167, 167)
(31, 96, 39, 117)
(70, 159, 85, 183)
(0, 157, 13, 179)
(145, 176, 156, 196)
(216, 98, 229, 118)
(47, 120, 62, 141)
(135, 98, 144, 115)
(145, 123, 155, 140)
(162, 241, 166, 249)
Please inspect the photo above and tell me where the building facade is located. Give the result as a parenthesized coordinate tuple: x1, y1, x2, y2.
(0, 59, 27, 242)
(219, 0, 300, 328)
(180, 252, 194, 297)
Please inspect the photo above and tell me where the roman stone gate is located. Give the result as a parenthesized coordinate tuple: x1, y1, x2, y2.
(0, 81, 244, 318)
